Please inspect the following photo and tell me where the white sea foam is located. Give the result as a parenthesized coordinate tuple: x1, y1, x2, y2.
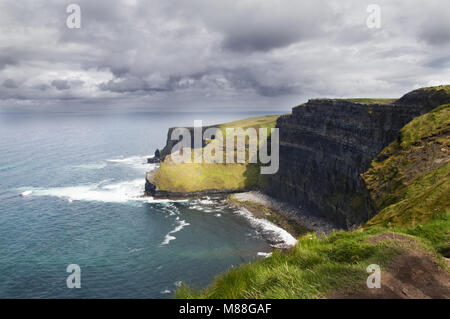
(73, 162, 107, 170)
(18, 153, 169, 205)
(106, 154, 157, 171)
(257, 252, 273, 258)
(160, 220, 190, 246)
(20, 190, 32, 197)
(235, 208, 297, 248)
(160, 289, 171, 294)
(19, 179, 181, 205)
(198, 197, 214, 205)
(19, 171, 188, 205)
(22, 179, 144, 203)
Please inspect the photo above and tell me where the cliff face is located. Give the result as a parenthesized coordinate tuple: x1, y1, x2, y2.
(263, 87, 450, 228)
(159, 126, 213, 160)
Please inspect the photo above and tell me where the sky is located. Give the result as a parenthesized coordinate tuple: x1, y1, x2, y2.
(0, 0, 449, 112)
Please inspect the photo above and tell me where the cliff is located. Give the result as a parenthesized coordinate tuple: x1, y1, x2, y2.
(263, 86, 450, 228)
(146, 86, 449, 228)
(159, 126, 211, 161)
(362, 103, 449, 232)
(175, 85, 450, 299)
(145, 115, 279, 197)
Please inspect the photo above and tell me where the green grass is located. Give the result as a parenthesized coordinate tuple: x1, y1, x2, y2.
(364, 163, 449, 228)
(363, 104, 450, 228)
(175, 212, 449, 299)
(175, 229, 401, 299)
(174, 102, 450, 299)
(422, 85, 450, 94)
(216, 115, 279, 131)
(402, 213, 450, 256)
(153, 115, 280, 193)
(343, 98, 397, 104)
(399, 103, 449, 148)
(153, 163, 259, 193)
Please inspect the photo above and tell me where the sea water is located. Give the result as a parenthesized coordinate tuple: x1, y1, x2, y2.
(0, 110, 288, 298)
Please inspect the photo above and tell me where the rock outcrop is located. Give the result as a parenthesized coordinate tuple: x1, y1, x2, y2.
(263, 87, 450, 228)
(147, 149, 161, 164)
(159, 126, 215, 161)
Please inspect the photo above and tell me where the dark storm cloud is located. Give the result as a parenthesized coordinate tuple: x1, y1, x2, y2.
(424, 56, 450, 69)
(417, 6, 450, 46)
(99, 77, 168, 93)
(0, 52, 18, 70)
(51, 80, 70, 90)
(419, 26, 450, 46)
(51, 79, 84, 91)
(3, 79, 17, 88)
(222, 31, 304, 53)
(0, 0, 449, 110)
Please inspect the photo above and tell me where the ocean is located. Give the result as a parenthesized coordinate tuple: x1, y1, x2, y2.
(0, 110, 288, 298)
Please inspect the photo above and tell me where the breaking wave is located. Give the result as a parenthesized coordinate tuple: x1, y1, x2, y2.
(160, 219, 190, 246)
(235, 208, 297, 248)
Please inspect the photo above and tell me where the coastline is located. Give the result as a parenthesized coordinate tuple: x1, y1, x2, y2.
(228, 191, 340, 238)
(145, 163, 339, 249)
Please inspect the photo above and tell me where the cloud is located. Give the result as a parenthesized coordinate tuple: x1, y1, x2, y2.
(51, 80, 70, 90)
(50, 79, 84, 91)
(0, 0, 449, 110)
(98, 77, 168, 93)
(416, 4, 450, 46)
(3, 78, 17, 88)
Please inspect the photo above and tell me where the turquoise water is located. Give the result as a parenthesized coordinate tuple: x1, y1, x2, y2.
(0, 110, 278, 298)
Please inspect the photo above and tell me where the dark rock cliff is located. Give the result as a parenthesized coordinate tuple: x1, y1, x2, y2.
(263, 87, 450, 228)
(159, 126, 216, 160)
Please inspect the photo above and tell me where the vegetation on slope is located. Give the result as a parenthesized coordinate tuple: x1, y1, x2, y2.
(423, 85, 450, 94)
(175, 101, 450, 299)
(152, 115, 280, 193)
(176, 229, 400, 298)
(344, 98, 396, 104)
(176, 217, 449, 299)
(362, 104, 450, 228)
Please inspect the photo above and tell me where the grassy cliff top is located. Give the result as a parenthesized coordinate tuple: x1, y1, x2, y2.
(342, 98, 397, 104)
(152, 114, 280, 193)
(308, 98, 397, 105)
(175, 102, 450, 299)
(308, 85, 450, 106)
(216, 114, 279, 130)
(422, 85, 450, 94)
(166, 85, 450, 299)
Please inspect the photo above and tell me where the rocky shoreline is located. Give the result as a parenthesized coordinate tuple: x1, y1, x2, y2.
(229, 191, 340, 236)
(144, 166, 325, 246)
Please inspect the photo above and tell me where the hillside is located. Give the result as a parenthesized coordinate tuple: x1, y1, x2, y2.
(362, 103, 450, 256)
(263, 85, 450, 228)
(363, 104, 449, 228)
(149, 115, 279, 194)
(173, 85, 450, 299)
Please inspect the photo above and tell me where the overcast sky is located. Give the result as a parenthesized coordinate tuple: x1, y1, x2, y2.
(0, 0, 449, 111)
